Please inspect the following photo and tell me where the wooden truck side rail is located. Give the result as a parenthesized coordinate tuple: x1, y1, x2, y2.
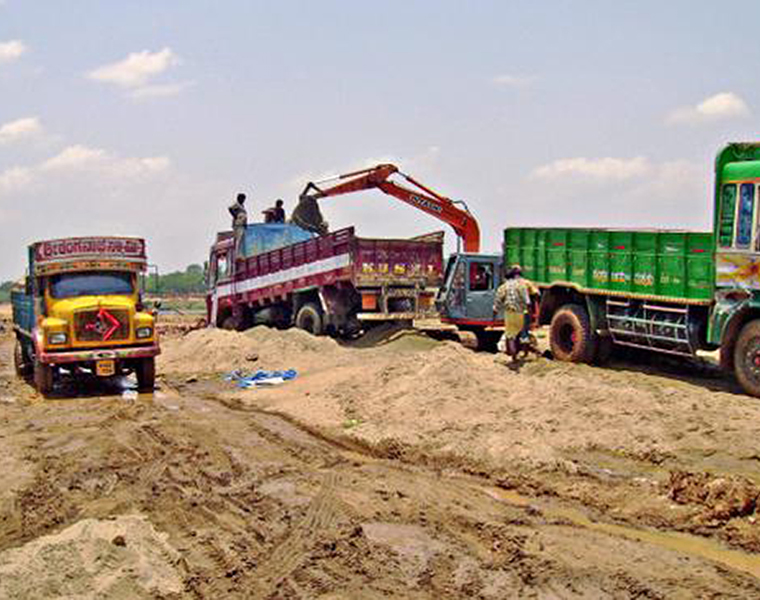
(217, 227, 355, 309)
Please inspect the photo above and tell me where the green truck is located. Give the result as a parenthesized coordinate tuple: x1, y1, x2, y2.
(500, 142, 760, 396)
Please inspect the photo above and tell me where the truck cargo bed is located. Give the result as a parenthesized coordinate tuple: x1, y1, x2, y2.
(505, 228, 715, 304)
(209, 226, 443, 329)
(232, 227, 443, 294)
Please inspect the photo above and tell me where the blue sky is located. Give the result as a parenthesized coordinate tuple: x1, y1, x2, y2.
(0, 1, 758, 279)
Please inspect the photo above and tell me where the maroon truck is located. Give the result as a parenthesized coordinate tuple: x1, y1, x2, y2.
(206, 224, 443, 336)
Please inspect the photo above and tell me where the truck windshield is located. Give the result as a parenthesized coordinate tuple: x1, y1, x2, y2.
(49, 271, 134, 299)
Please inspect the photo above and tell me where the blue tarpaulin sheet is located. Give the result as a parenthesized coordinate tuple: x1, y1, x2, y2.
(242, 224, 314, 258)
(224, 369, 298, 389)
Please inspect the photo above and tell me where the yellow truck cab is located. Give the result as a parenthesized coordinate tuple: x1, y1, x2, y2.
(11, 236, 159, 395)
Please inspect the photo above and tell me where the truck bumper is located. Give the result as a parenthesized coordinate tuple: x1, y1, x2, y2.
(440, 317, 503, 329)
(357, 311, 437, 321)
(39, 343, 160, 365)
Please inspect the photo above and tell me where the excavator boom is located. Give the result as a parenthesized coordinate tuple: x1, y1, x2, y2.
(292, 164, 481, 252)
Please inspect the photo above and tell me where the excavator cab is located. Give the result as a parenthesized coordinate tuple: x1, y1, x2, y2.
(437, 253, 503, 325)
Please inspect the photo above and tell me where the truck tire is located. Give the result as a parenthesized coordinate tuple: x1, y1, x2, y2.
(33, 360, 54, 396)
(733, 320, 760, 397)
(593, 335, 614, 366)
(549, 304, 597, 363)
(136, 357, 156, 392)
(474, 329, 501, 353)
(221, 315, 237, 331)
(14, 339, 31, 377)
(295, 303, 324, 336)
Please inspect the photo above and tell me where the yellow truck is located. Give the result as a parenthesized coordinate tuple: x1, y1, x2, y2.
(11, 236, 160, 395)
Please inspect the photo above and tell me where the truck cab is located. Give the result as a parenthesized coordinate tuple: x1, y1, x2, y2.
(12, 236, 159, 395)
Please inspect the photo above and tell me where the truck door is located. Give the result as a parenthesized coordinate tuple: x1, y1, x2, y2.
(438, 255, 468, 320)
(464, 258, 500, 322)
(208, 248, 232, 327)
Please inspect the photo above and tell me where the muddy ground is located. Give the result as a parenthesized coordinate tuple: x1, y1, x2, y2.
(2, 308, 760, 598)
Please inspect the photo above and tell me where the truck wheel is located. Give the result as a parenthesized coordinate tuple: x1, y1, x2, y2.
(593, 335, 614, 366)
(732, 320, 760, 397)
(549, 304, 597, 363)
(14, 339, 31, 377)
(136, 357, 156, 392)
(295, 303, 324, 336)
(474, 330, 501, 353)
(221, 315, 237, 331)
(33, 360, 54, 396)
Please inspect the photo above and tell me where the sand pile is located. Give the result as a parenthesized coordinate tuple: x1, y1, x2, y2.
(0, 515, 182, 599)
(159, 328, 260, 374)
(245, 325, 340, 356)
(159, 326, 345, 374)
(344, 323, 441, 352)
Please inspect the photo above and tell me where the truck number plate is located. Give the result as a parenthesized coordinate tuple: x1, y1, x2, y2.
(96, 359, 115, 377)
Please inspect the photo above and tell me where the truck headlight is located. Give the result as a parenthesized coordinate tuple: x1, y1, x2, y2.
(136, 327, 153, 339)
(48, 332, 67, 345)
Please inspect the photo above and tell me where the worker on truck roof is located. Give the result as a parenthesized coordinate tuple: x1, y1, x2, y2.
(263, 199, 285, 224)
(228, 192, 248, 256)
(493, 264, 539, 360)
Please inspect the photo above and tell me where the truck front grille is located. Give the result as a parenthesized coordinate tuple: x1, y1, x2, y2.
(74, 308, 130, 342)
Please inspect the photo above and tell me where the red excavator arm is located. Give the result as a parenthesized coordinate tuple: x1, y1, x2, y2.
(297, 164, 481, 253)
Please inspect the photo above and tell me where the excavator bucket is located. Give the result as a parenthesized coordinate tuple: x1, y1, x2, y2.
(290, 194, 329, 235)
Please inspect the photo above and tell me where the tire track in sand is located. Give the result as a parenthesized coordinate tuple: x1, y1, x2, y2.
(251, 471, 341, 598)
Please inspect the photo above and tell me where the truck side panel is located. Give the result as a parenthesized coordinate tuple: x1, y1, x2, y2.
(232, 227, 355, 306)
(353, 237, 443, 287)
(11, 288, 35, 335)
(506, 227, 715, 303)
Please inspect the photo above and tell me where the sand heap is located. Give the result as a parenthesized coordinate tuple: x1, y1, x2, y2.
(158, 326, 343, 374)
(0, 515, 182, 599)
(158, 328, 258, 374)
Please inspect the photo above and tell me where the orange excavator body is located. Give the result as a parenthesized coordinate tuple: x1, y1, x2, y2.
(296, 164, 481, 253)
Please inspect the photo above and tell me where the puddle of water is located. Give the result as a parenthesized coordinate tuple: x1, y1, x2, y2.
(487, 486, 760, 580)
(564, 449, 666, 480)
(551, 505, 760, 580)
(484, 486, 531, 507)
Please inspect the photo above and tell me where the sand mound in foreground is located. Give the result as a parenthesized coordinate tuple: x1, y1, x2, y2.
(0, 514, 182, 599)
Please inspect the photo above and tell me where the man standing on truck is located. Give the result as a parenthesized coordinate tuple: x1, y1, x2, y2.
(493, 264, 539, 359)
(228, 192, 248, 256)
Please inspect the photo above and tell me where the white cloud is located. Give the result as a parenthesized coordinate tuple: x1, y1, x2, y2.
(41, 145, 108, 170)
(130, 80, 195, 99)
(87, 47, 180, 88)
(0, 39, 26, 63)
(667, 92, 750, 125)
(42, 144, 171, 178)
(0, 167, 32, 193)
(0, 117, 42, 144)
(491, 73, 535, 87)
(530, 156, 652, 182)
(0, 145, 170, 197)
(107, 155, 171, 178)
